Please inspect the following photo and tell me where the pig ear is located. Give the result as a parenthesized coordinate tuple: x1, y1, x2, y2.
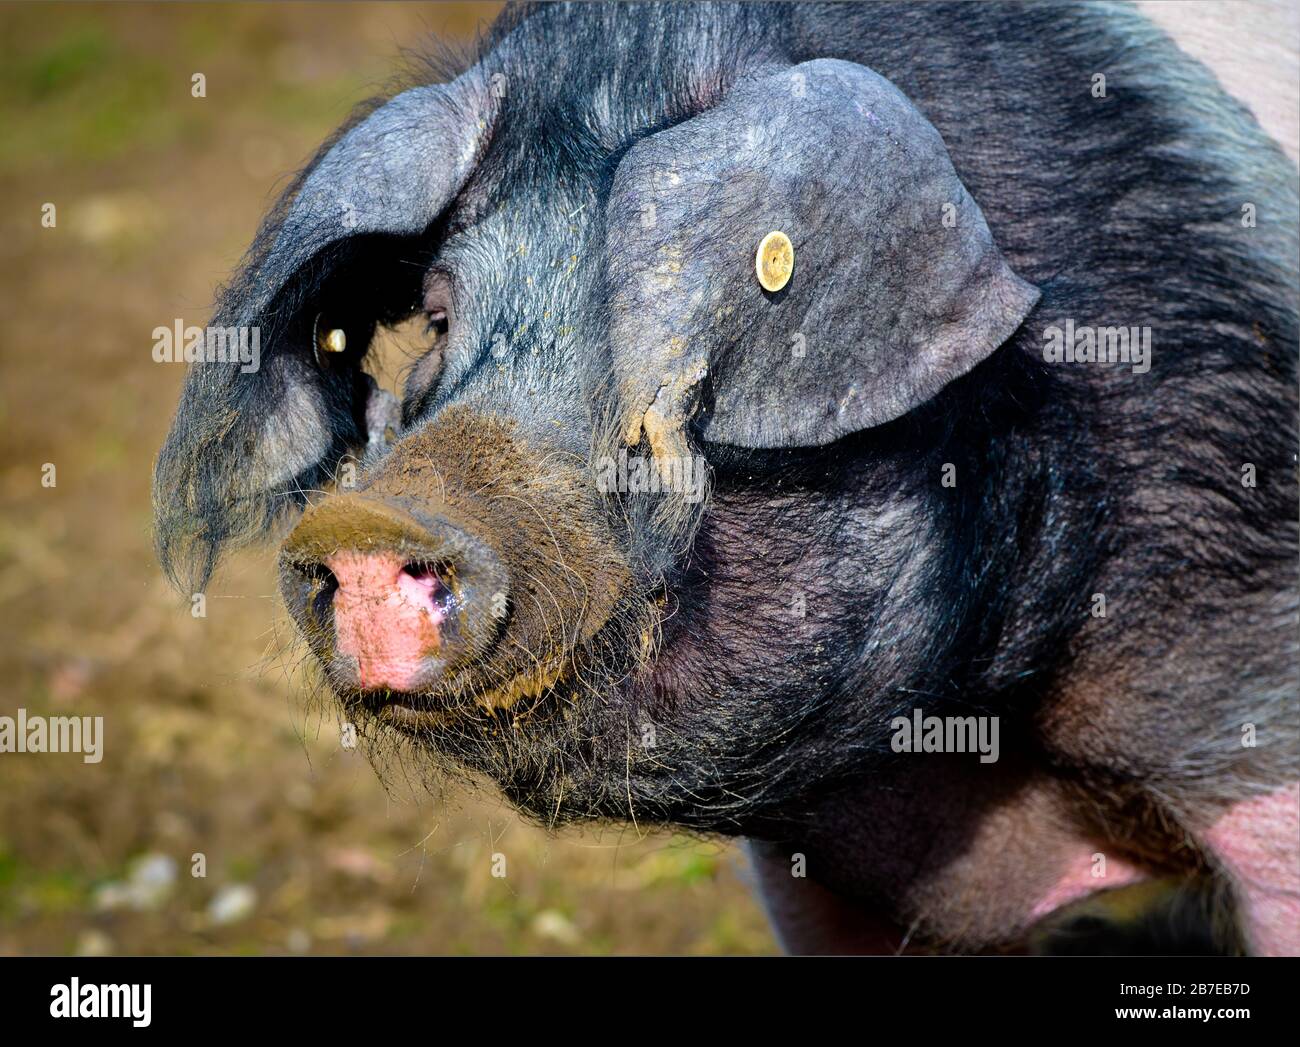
(154, 74, 491, 591)
(607, 59, 1039, 453)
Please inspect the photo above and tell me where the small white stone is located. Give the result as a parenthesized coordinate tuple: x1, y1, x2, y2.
(74, 930, 114, 957)
(208, 884, 258, 926)
(530, 909, 579, 945)
(127, 853, 178, 910)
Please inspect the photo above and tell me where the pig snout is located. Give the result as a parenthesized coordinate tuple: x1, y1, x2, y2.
(324, 551, 455, 691)
(278, 493, 509, 694)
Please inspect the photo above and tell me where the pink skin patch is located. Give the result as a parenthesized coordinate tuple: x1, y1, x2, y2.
(1030, 849, 1146, 921)
(326, 550, 448, 691)
(1204, 782, 1300, 956)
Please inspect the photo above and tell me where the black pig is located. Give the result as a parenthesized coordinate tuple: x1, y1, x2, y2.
(154, 2, 1299, 954)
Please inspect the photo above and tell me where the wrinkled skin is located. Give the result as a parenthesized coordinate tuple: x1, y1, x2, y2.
(155, 2, 1299, 954)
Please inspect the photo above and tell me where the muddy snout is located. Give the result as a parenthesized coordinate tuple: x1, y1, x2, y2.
(279, 493, 509, 693)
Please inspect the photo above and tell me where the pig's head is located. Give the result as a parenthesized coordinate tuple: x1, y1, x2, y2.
(155, 9, 1038, 835)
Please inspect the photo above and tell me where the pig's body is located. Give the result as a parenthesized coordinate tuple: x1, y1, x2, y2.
(155, 2, 1299, 953)
(747, 0, 1300, 955)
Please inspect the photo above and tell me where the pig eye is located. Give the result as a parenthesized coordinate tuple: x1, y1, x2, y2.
(401, 270, 457, 419)
(423, 311, 448, 345)
(422, 269, 455, 342)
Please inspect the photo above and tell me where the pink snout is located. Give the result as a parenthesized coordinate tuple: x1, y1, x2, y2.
(327, 551, 453, 691)
(279, 494, 510, 696)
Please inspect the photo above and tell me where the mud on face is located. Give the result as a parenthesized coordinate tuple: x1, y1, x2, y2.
(277, 387, 727, 821)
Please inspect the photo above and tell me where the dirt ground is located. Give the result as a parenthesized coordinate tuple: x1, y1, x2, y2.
(0, 2, 775, 956)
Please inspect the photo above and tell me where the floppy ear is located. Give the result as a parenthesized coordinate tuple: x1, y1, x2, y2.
(607, 58, 1039, 454)
(153, 73, 490, 590)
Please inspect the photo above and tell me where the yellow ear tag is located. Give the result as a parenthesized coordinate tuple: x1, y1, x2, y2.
(755, 230, 793, 292)
(313, 313, 347, 368)
(319, 327, 346, 354)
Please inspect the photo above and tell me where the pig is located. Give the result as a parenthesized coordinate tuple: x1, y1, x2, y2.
(153, 1, 1299, 954)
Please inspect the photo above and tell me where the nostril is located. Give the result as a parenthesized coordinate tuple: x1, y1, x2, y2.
(299, 560, 339, 619)
(302, 560, 339, 593)
(401, 560, 447, 583)
(400, 560, 458, 616)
